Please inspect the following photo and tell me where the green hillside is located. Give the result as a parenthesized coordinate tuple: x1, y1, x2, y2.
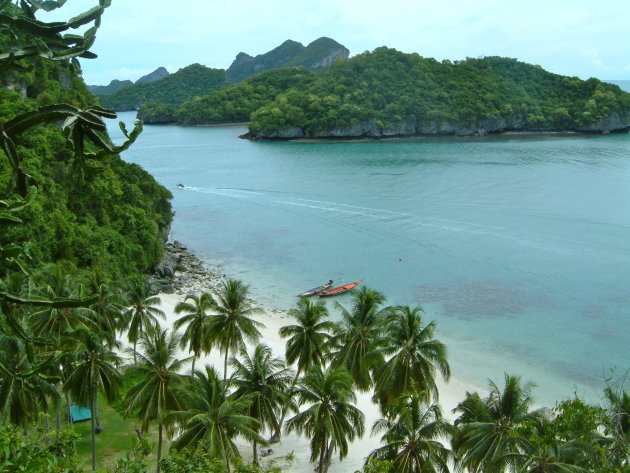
(0, 29, 172, 278)
(138, 67, 317, 124)
(98, 63, 226, 111)
(87, 79, 132, 95)
(247, 48, 630, 138)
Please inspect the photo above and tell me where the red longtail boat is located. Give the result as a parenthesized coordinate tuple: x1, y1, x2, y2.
(318, 280, 363, 297)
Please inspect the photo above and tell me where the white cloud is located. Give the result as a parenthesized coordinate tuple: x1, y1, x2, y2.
(44, 0, 630, 82)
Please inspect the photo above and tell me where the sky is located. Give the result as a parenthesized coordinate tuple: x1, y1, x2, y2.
(46, 0, 630, 85)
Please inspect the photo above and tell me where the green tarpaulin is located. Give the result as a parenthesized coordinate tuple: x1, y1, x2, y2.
(69, 405, 91, 423)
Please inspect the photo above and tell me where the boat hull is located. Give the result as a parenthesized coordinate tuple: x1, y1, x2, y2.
(297, 281, 333, 298)
(318, 280, 363, 297)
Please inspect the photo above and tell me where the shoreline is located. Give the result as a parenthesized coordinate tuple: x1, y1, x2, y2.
(151, 241, 487, 472)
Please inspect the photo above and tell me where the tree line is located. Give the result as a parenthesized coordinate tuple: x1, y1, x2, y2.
(0, 270, 627, 473)
(138, 48, 630, 138)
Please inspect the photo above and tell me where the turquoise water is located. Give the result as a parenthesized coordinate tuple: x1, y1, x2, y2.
(110, 113, 630, 405)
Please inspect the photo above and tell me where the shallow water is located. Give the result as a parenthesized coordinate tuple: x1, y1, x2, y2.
(110, 113, 630, 405)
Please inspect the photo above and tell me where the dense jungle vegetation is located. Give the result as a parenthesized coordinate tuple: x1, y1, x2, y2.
(99, 64, 226, 111)
(138, 67, 318, 124)
(0, 5, 172, 279)
(140, 47, 630, 137)
(248, 48, 630, 136)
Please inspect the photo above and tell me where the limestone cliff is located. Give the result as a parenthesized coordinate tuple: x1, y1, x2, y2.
(226, 37, 349, 83)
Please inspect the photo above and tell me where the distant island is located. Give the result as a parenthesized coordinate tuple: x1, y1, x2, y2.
(137, 47, 630, 138)
(97, 64, 226, 111)
(93, 38, 348, 112)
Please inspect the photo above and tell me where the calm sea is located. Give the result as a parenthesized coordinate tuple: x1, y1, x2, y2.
(110, 112, 630, 405)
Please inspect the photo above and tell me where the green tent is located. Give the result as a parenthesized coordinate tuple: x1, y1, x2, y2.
(69, 405, 92, 423)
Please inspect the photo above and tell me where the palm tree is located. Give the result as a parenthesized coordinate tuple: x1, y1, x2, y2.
(331, 286, 388, 391)
(208, 278, 264, 380)
(123, 325, 187, 473)
(64, 327, 122, 471)
(368, 394, 453, 473)
(602, 383, 630, 469)
(0, 331, 59, 434)
(229, 344, 292, 464)
(513, 417, 588, 473)
(27, 265, 97, 434)
(174, 292, 216, 372)
(170, 365, 263, 472)
(28, 276, 97, 345)
(452, 374, 545, 473)
(121, 275, 165, 363)
(281, 297, 335, 377)
(286, 365, 365, 473)
(274, 297, 335, 441)
(87, 270, 125, 347)
(374, 305, 450, 407)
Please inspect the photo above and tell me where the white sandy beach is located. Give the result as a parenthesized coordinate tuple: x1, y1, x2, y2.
(153, 288, 486, 473)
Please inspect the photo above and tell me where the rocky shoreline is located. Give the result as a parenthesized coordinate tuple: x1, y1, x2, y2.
(149, 241, 225, 296)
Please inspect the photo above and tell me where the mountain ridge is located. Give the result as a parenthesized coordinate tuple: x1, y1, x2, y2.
(226, 37, 349, 83)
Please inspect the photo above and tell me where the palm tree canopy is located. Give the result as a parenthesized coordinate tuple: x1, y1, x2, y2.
(121, 275, 165, 345)
(174, 292, 216, 358)
(123, 326, 187, 433)
(452, 374, 546, 473)
(330, 286, 389, 391)
(87, 270, 125, 343)
(374, 305, 450, 406)
(280, 298, 335, 374)
(63, 327, 122, 407)
(209, 279, 264, 355)
(229, 343, 293, 434)
(369, 394, 453, 473)
(0, 332, 59, 428)
(170, 365, 263, 459)
(287, 365, 365, 464)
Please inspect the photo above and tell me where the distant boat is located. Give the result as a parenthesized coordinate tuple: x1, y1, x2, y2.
(297, 280, 334, 298)
(318, 280, 363, 297)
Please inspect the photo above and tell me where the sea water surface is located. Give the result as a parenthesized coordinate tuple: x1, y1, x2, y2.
(110, 113, 630, 405)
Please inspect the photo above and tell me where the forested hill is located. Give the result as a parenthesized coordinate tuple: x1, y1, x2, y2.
(138, 67, 318, 124)
(98, 63, 226, 111)
(0, 49, 172, 279)
(226, 37, 349, 83)
(87, 79, 132, 95)
(246, 48, 630, 138)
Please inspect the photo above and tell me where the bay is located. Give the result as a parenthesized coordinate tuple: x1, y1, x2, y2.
(110, 112, 630, 405)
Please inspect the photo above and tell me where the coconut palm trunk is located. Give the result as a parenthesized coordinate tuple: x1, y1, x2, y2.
(253, 438, 258, 466)
(90, 392, 96, 471)
(157, 423, 163, 473)
(224, 349, 229, 380)
(318, 434, 329, 473)
(271, 368, 301, 442)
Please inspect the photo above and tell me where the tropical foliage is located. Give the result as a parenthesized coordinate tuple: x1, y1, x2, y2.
(99, 64, 226, 111)
(286, 365, 365, 473)
(248, 49, 630, 137)
(139, 67, 317, 125)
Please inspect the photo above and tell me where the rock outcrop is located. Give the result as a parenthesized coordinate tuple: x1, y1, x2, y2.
(149, 241, 223, 295)
(248, 113, 630, 140)
(135, 66, 170, 84)
(226, 37, 349, 83)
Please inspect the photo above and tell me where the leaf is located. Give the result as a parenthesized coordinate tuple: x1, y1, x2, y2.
(0, 291, 98, 308)
(24, 0, 68, 12)
(0, 212, 22, 224)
